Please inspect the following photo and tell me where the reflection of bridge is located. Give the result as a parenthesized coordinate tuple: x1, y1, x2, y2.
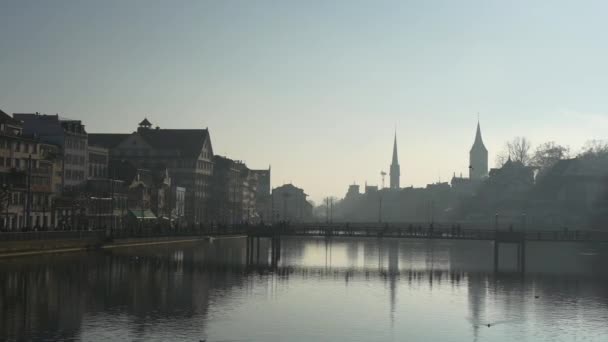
(243, 223, 608, 273)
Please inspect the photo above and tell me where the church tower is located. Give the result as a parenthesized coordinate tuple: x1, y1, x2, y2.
(390, 132, 400, 189)
(469, 121, 488, 180)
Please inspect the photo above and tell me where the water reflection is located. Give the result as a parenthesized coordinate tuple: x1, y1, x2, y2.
(2, 237, 608, 341)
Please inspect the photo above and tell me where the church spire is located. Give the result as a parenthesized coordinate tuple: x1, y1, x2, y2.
(392, 131, 398, 165)
(473, 120, 485, 147)
(390, 130, 400, 189)
(469, 119, 488, 180)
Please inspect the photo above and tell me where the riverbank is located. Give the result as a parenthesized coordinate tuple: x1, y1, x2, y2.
(0, 234, 246, 258)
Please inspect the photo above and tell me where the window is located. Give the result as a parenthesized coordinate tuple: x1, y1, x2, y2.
(15, 159, 20, 168)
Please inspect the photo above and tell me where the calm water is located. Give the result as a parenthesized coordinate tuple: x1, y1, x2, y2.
(2, 237, 608, 341)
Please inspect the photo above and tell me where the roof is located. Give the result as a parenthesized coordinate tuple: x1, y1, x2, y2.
(391, 132, 399, 165)
(0, 109, 22, 126)
(90, 127, 210, 158)
(88, 133, 130, 149)
(470, 121, 487, 152)
(138, 128, 210, 158)
(139, 118, 152, 127)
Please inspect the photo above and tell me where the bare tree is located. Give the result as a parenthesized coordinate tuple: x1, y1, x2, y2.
(531, 141, 570, 172)
(579, 139, 608, 158)
(495, 137, 533, 166)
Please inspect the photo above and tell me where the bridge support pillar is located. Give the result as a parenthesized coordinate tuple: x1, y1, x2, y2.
(256, 237, 260, 263)
(493, 242, 499, 271)
(270, 236, 281, 267)
(519, 241, 526, 273)
(494, 239, 526, 274)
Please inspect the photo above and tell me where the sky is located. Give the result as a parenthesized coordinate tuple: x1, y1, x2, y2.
(2, 0, 608, 203)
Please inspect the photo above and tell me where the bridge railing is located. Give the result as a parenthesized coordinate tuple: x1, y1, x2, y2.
(246, 222, 608, 242)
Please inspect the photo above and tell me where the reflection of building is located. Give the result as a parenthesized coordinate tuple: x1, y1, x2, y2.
(272, 183, 312, 222)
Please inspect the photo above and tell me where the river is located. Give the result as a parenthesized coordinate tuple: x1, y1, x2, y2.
(2, 237, 608, 341)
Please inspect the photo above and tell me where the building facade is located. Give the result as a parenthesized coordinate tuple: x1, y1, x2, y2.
(89, 119, 213, 224)
(251, 167, 271, 222)
(13, 113, 89, 191)
(272, 183, 313, 222)
(0, 111, 60, 230)
(88, 145, 109, 179)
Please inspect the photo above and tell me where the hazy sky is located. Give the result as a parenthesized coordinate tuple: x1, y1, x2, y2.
(2, 0, 608, 202)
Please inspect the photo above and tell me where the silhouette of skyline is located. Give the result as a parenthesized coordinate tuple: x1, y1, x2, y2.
(2, 1, 608, 202)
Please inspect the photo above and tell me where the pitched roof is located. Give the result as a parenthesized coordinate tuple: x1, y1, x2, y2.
(89, 128, 211, 158)
(0, 109, 22, 126)
(88, 133, 130, 148)
(138, 128, 210, 158)
(139, 118, 152, 127)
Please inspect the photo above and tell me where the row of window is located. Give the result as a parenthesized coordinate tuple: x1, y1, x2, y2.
(0, 157, 43, 169)
(65, 153, 85, 166)
(65, 138, 86, 150)
(89, 165, 107, 178)
(0, 139, 39, 154)
(197, 160, 213, 170)
(65, 169, 85, 181)
(89, 153, 107, 164)
(6, 192, 51, 206)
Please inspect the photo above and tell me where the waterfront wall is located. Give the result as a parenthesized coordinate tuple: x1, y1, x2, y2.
(0, 230, 214, 257)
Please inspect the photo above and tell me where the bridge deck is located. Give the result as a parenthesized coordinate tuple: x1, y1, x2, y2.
(245, 224, 608, 243)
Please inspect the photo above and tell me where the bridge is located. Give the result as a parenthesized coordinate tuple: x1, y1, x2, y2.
(245, 222, 608, 243)
(244, 222, 608, 273)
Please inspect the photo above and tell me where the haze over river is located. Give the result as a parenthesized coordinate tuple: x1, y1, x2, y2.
(2, 237, 608, 341)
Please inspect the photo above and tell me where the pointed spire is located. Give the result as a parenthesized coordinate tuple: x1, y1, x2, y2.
(391, 131, 398, 165)
(474, 120, 484, 145)
(390, 129, 401, 189)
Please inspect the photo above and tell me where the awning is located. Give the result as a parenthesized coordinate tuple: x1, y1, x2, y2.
(128, 209, 157, 220)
